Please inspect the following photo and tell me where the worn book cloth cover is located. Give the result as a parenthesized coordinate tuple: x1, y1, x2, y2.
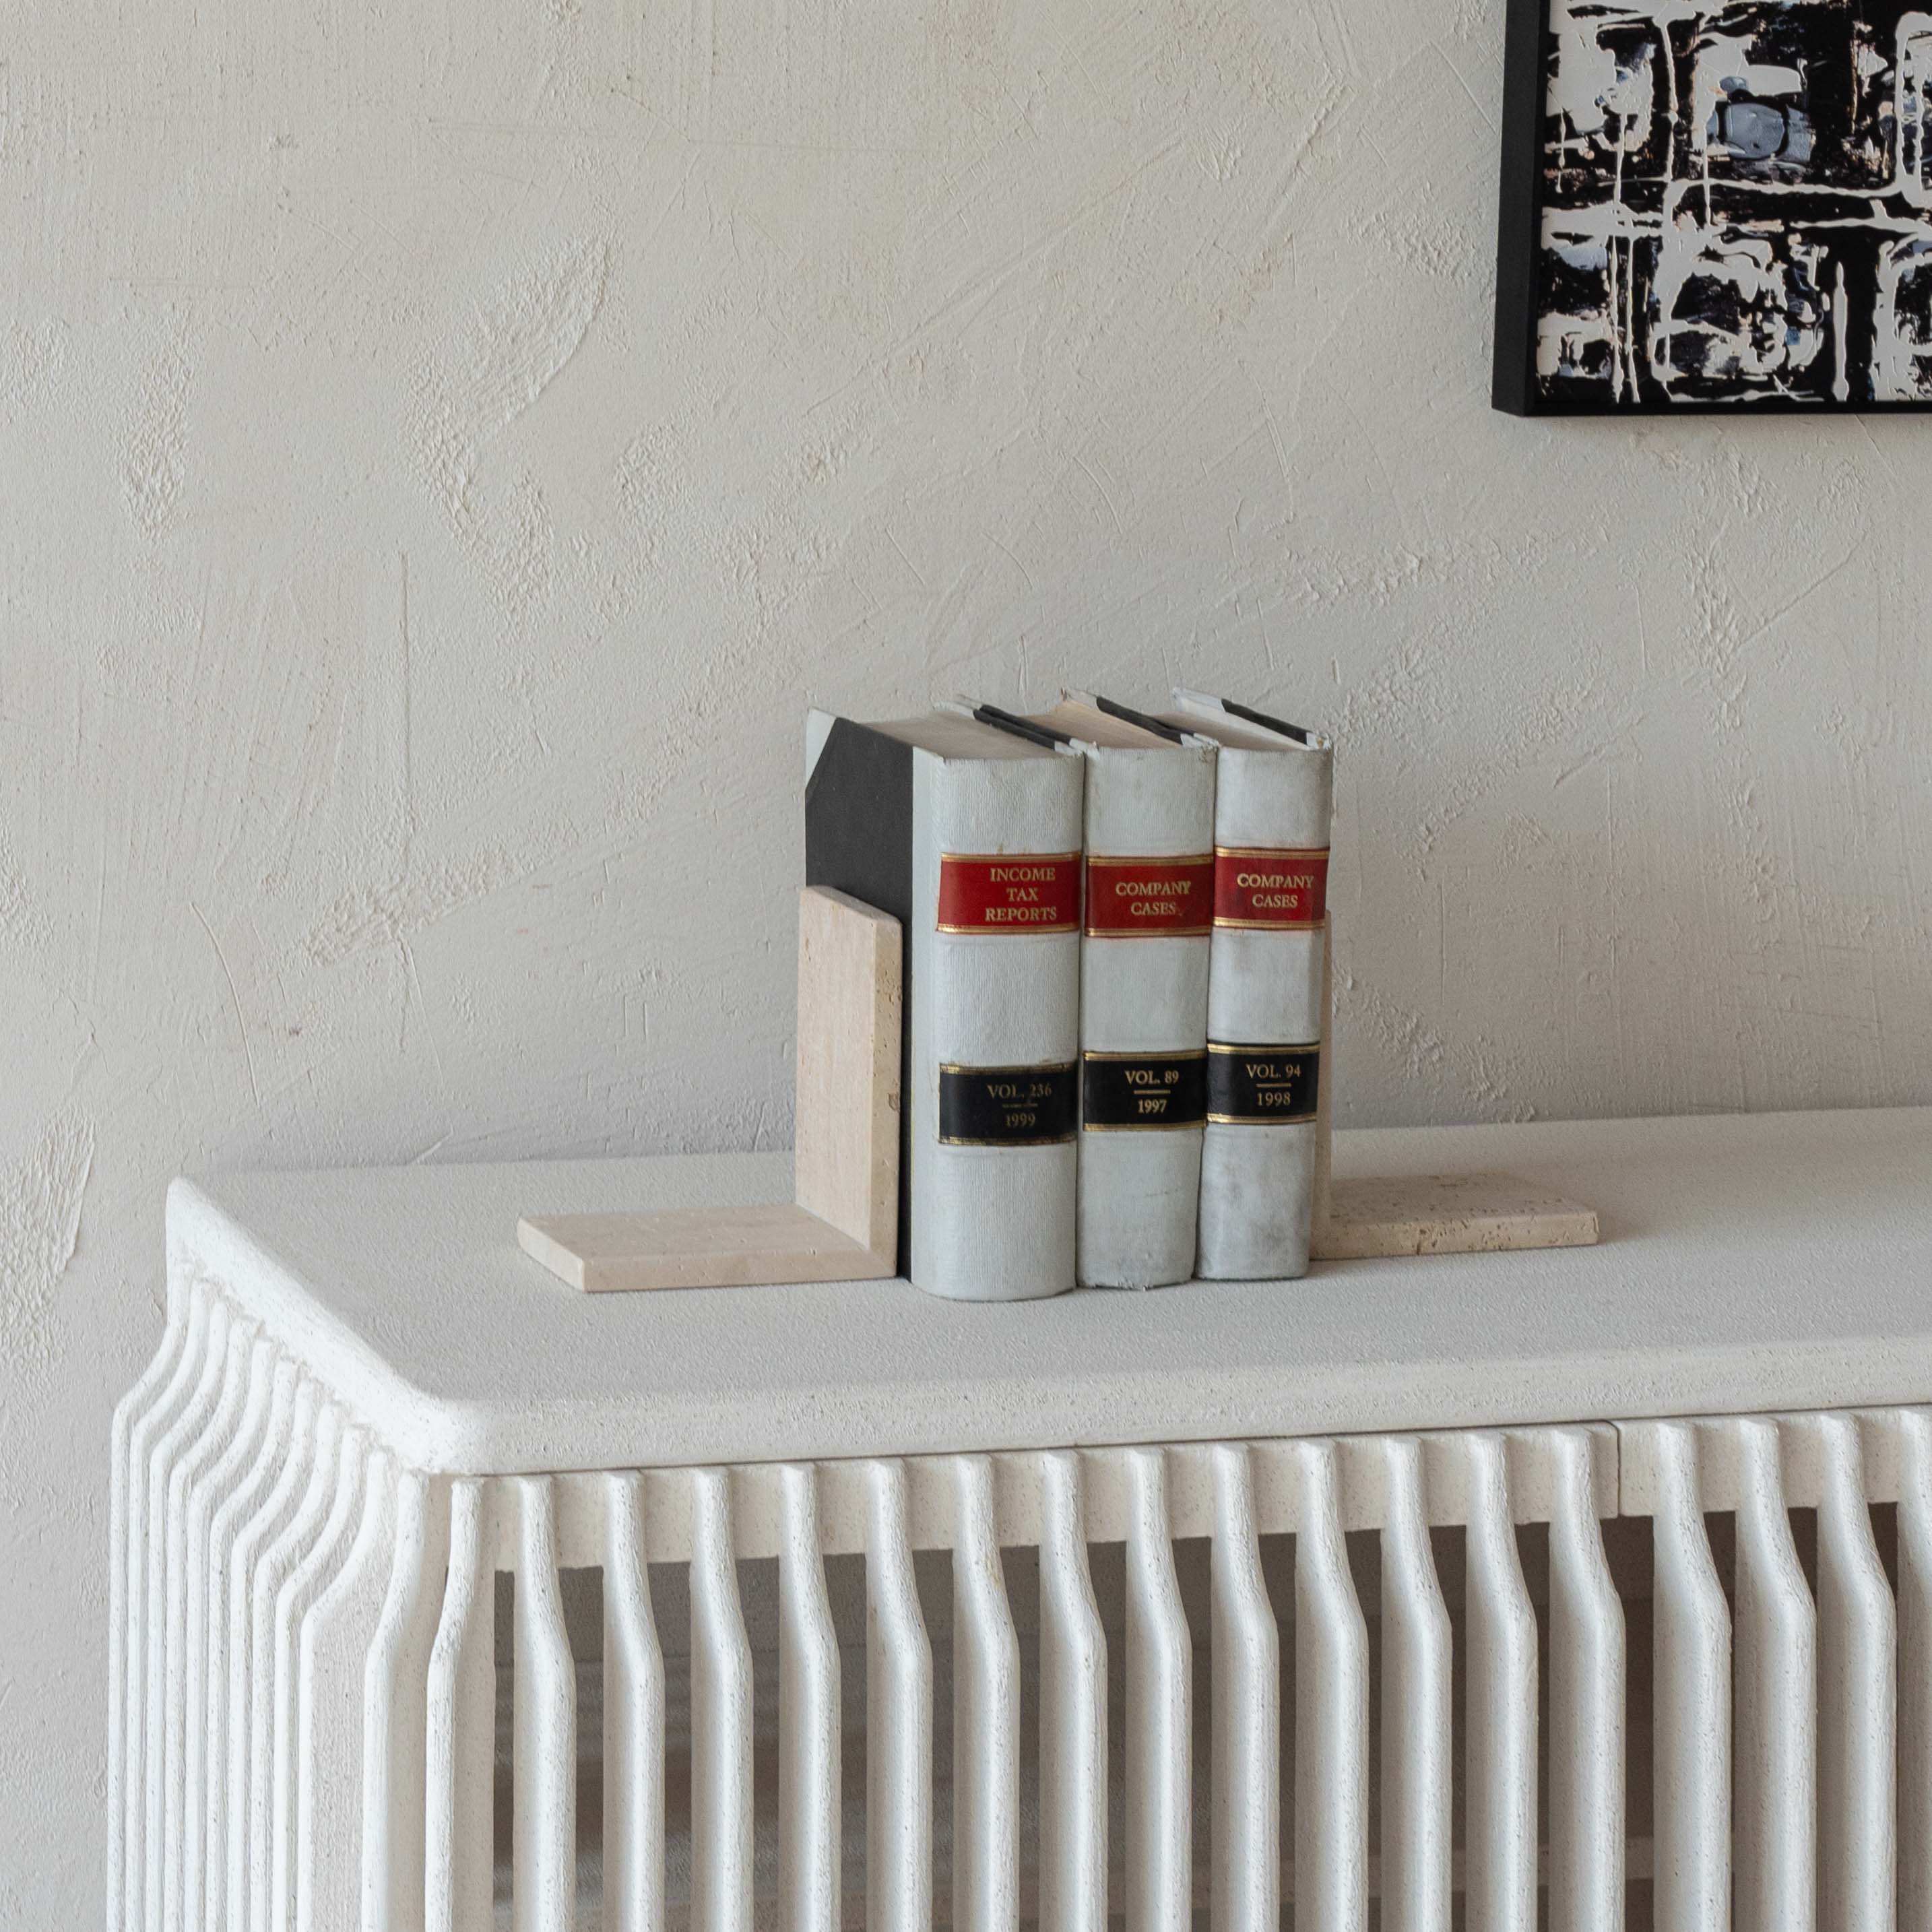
(1163, 691, 1334, 1281)
(999, 695, 1218, 1289)
(806, 708, 1084, 1301)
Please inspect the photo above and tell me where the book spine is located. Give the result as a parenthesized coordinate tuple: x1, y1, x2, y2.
(1076, 745, 1217, 1287)
(1196, 745, 1334, 1279)
(909, 750, 1085, 1300)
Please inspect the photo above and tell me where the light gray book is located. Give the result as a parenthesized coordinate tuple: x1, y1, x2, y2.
(1158, 691, 1334, 1281)
(806, 705, 1084, 1301)
(996, 694, 1217, 1288)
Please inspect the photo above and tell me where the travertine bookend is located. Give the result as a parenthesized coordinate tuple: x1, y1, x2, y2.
(1308, 924, 1599, 1259)
(1314, 1171, 1599, 1258)
(519, 887, 901, 1291)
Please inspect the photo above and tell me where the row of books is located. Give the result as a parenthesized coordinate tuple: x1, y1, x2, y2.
(804, 689, 1332, 1301)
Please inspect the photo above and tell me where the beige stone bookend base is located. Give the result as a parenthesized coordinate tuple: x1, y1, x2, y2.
(519, 887, 901, 1291)
(1308, 923, 1599, 1262)
(1314, 1172, 1599, 1259)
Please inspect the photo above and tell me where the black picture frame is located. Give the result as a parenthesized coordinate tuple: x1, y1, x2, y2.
(1492, 0, 1932, 416)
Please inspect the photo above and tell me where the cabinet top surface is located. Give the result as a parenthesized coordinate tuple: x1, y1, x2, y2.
(170, 1107, 1932, 1475)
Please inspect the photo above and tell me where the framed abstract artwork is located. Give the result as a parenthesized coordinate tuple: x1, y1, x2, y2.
(1493, 0, 1932, 412)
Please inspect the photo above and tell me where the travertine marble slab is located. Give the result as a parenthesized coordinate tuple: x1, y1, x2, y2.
(1314, 1172, 1599, 1260)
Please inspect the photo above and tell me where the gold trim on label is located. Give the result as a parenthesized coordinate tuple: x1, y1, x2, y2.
(1206, 1109, 1317, 1126)
(1081, 1047, 1207, 1062)
(938, 850, 1082, 865)
(936, 921, 1079, 934)
(936, 851, 1082, 933)
(1085, 854, 1215, 936)
(1212, 845, 1330, 859)
(938, 920, 1082, 935)
(938, 1060, 1078, 1076)
(937, 1132, 1078, 1147)
(1211, 915, 1323, 930)
(1204, 1041, 1320, 1054)
(1081, 1119, 1206, 1134)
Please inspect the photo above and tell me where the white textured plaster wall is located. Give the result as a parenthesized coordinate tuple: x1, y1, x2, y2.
(1, 0, 1928, 1912)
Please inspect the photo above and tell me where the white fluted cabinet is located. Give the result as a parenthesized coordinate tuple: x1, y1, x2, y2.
(110, 1107, 1932, 1931)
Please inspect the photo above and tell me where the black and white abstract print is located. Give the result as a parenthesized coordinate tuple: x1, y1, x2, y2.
(1533, 0, 1932, 406)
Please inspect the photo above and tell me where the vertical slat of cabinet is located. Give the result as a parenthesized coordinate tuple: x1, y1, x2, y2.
(249, 1400, 346, 1932)
(1293, 1439, 1369, 1932)
(364, 1473, 451, 1932)
(1038, 1450, 1107, 1932)
(513, 1475, 579, 1932)
(779, 1464, 839, 1932)
(692, 1469, 755, 1932)
(1815, 1414, 1897, 1932)
(1898, 1411, 1932, 1932)
(1651, 1421, 1732, 1932)
(1545, 1429, 1624, 1932)
(866, 1458, 934, 1932)
(270, 1427, 369, 1932)
(143, 1290, 231, 1932)
(296, 1448, 397, 1932)
(604, 1471, 668, 1932)
(108, 1287, 195, 1932)
(184, 1333, 278, 1932)
(1731, 1417, 1815, 1932)
(161, 1310, 255, 1932)
(1378, 1438, 1452, 1932)
(1125, 1446, 1192, 1932)
(425, 1479, 495, 1932)
(953, 1455, 1021, 1932)
(205, 1356, 300, 1932)
(1464, 1434, 1538, 1932)
(228, 1377, 321, 1932)
(1209, 1444, 1279, 1932)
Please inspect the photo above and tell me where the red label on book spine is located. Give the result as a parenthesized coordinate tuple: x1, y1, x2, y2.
(937, 852, 1082, 932)
(1213, 847, 1329, 929)
(1084, 855, 1215, 936)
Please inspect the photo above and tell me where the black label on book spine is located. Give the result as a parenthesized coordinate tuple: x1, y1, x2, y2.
(1081, 1051, 1207, 1132)
(938, 1062, 1078, 1146)
(1205, 1043, 1320, 1125)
